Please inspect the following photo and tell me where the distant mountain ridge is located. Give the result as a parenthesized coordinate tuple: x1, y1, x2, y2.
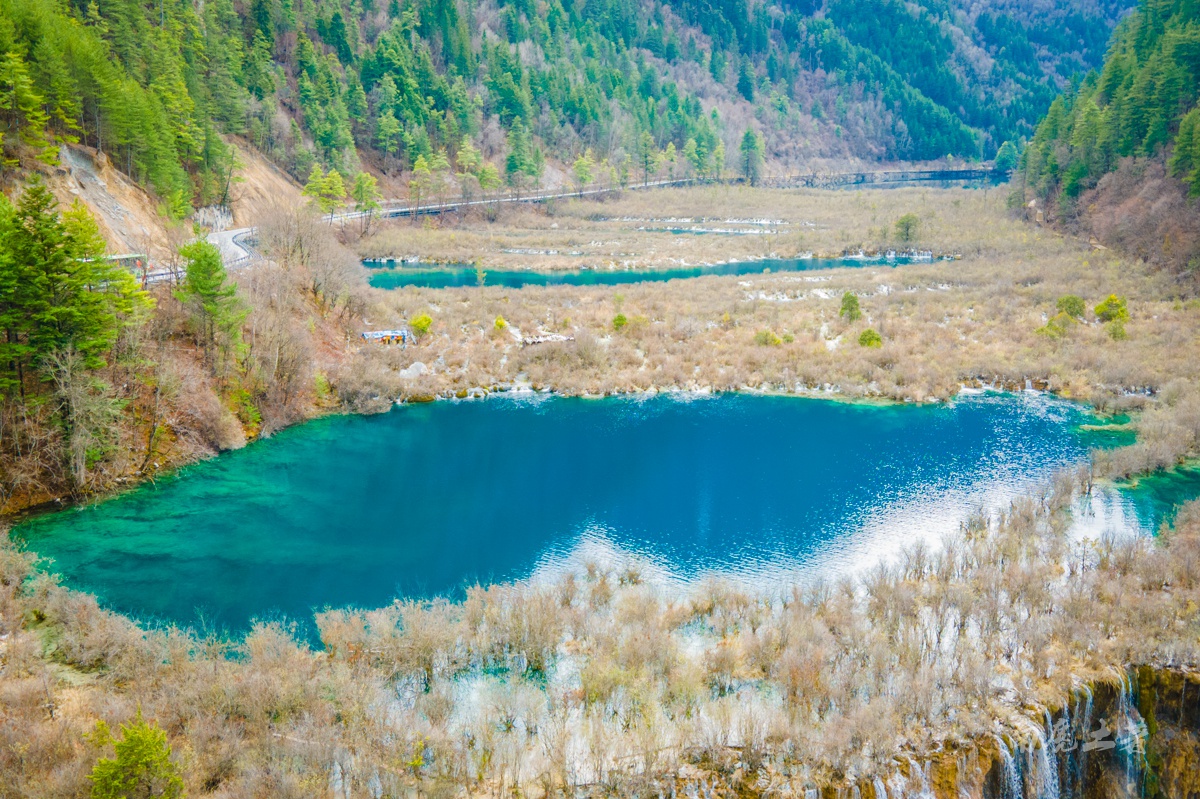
(0, 0, 1132, 209)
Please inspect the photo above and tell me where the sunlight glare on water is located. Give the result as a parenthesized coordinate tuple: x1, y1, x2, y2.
(11, 392, 1186, 634)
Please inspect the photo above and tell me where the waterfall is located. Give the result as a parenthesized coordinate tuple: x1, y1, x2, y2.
(1017, 719, 1056, 799)
(902, 756, 935, 799)
(1114, 671, 1147, 797)
(887, 765, 911, 799)
(993, 734, 1023, 799)
(1041, 709, 1063, 799)
(1075, 685, 1094, 799)
(873, 776, 889, 799)
(1059, 689, 1085, 799)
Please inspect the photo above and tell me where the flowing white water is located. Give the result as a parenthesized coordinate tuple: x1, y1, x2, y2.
(1115, 671, 1147, 796)
(886, 765, 911, 799)
(901, 756, 935, 799)
(1040, 709, 1062, 799)
(993, 734, 1023, 799)
(1075, 685, 1094, 799)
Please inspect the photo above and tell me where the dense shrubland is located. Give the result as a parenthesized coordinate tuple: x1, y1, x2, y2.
(341, 189, 1200, 409)
(1, 424, 1199, 795)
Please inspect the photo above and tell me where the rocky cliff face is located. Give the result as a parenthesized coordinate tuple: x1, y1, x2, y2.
(974, 668, 1200, 799)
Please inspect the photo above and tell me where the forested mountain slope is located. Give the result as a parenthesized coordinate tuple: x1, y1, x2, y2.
(1, 0, 1130, 209)
(1020, 0, 1200, 274)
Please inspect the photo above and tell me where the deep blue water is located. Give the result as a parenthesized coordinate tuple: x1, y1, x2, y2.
(366, 255, 941, 289)
(11, 393, 1183, 635)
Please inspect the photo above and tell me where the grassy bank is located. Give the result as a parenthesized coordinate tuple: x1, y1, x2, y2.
(356, 185, 1010, 272)
(341, 187, 1200, 411)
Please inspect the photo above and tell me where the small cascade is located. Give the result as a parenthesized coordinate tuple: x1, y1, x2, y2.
(852, 784, 862, 799)
(873, 776, 889, 799)
(1058, 689, 1085, 799)
(957, 754, 974, 799)
(1075, 685, 1094, 799)
(804, 788, 819, 799)
(993, 734, 1023, 799)
(1040, 709, 1063, 799)
(921, 762, 937, 799)
(887, 765, 911, 799)
(1114, 671, 1148, 797)
(902, 756, 935, 799)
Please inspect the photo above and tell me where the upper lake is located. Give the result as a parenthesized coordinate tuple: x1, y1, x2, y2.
(366, 254, 940, 289)
(11, 392, 1183, 635)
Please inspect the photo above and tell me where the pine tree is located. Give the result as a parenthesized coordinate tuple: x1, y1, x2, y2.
(376, 110, 402, 158)
(12, 183, 121, 368)
(737, 60, 756, 102)
(994, 141, 1019, 172)
(350, 171, 381, 232)
(428, 150, 451, 206)
(505, 121, 531, 194)
(455, 137, 481, 177)
(683, 137, 702, 177)
(1170, 106, 1200, 194)
(0, 193, 26, 396)
(0, 183, 148, 397)
(410, 154, 432, 211)
(301, 165, 346, 219)
(0, 51, 52, 163)
(477, 161, 501, 199)
(302, 165, 327, 208)
(321, 169, 347, 218)
(350, 171, 381, 213)
(739, 128, 763, 185)
(638, 131, 657, 184)
(175, 241, 246, 359)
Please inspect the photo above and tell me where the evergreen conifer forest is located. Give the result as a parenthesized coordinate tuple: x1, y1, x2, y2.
(1, 0, 1133, 207)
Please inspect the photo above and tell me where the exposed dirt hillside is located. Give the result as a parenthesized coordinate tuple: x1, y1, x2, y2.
(48, 145, 172, 258)
(38, 139, 303, 264)
(223, 138, 304, 227)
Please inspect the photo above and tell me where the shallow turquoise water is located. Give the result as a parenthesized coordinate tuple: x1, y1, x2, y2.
(10, 393, 1186, 635)
(1116, 466, 1200, 531)
(367, 255, 939, 289)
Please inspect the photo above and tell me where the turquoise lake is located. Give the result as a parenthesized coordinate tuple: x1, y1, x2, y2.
(11, 393, 1190, 636)
(366, 254, 940, 289)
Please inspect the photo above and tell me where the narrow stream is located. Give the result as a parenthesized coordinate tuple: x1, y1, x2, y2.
(366, 254, 943, 289)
